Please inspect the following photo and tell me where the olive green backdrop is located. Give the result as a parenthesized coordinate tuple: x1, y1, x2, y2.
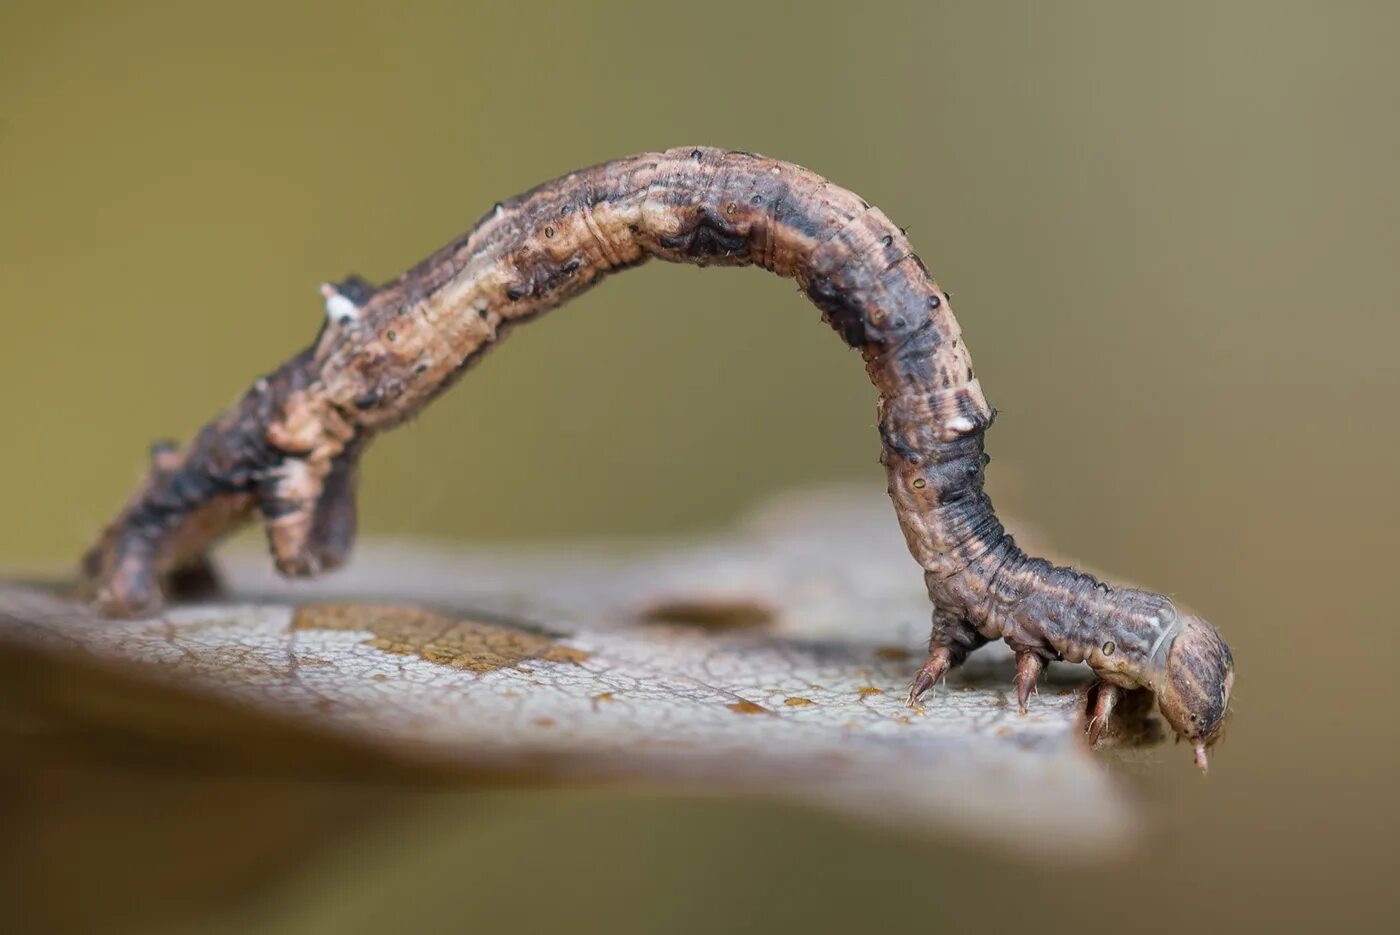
(2, 1, 1397, 933)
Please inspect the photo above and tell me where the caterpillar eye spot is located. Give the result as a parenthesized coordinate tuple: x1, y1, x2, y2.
(1102, 640, 1116, 656)
(691, 149, 703, 161)
(750, 194, 763, 205)
(881, 234, 893, 247)
(385, 330, 397, 342)
(560, 204, 574, 215)
(725, 202, 737, 215)
(929, 295, 941, 309)
(912, 478, 927, 489)
(544, 226, 555, 239)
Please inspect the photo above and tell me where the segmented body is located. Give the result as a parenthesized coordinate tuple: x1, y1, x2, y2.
(84, 147, 1233, 755)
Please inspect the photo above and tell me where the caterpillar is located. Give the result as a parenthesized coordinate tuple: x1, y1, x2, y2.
(82, 146, 1233, 768)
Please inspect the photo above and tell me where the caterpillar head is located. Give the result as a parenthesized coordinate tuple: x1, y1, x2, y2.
(1156, 614, 1234, 771)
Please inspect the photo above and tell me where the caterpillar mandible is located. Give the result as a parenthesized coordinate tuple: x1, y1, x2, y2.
(82, 146, 1234, 769)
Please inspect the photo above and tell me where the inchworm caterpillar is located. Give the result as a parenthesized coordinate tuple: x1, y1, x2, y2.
(83, 146, 1233, 768)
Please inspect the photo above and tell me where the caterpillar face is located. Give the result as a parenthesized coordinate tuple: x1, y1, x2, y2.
(1156, 614, 1235, 770)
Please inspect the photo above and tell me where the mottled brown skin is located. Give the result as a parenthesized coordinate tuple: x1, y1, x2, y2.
(82, 146, 1233, 766)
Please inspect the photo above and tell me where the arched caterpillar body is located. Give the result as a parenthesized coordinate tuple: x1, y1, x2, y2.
(83, 147, 1233, 767)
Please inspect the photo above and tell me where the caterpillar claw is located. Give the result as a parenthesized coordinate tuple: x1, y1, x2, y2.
(905, 646, 952, 708)
(1013, 651, 1043, 715)
(1085, 681, 1122, 746)
(1193, 742, 1209, 773)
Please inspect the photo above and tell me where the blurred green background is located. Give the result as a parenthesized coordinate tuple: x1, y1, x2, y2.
(2, 0, 1397, 932)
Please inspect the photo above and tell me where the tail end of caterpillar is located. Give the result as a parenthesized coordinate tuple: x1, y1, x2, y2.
(1156, 614, 1235, 771)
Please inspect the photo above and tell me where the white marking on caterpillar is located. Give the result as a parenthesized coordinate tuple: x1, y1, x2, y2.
(1146, 615, 1181, 668)
(320, 283, 361, 325)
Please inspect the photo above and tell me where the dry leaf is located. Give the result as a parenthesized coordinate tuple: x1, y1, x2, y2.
(0, 488, 1153, 855)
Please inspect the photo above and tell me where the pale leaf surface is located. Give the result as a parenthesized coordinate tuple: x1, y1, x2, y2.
(0, 489, 1153, 855)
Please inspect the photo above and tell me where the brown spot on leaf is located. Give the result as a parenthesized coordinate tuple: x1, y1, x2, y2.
(727, 699, 770, 715)
(857, 686, 884, 697)
(640, 597, 776, 630)
(290, 604, 588, 673)
(783, 697, 815, 707)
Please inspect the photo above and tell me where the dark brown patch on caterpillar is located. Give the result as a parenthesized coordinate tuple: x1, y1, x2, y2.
(658, 205, 750, 261)
(81, 146, 1233, 768)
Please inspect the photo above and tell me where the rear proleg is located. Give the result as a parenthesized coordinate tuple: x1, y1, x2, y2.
(303, 441, 363, 572)
(256, 443, 363, 577)
(146, 441, 223, 601)
(81, 440, 258, 617)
